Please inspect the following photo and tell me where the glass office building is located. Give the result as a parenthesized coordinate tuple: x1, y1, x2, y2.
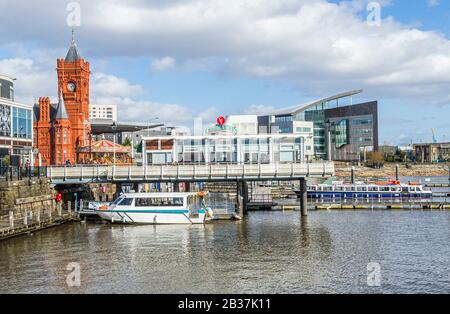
(0, 75, 33, 166)
(257, 90, 378, 161)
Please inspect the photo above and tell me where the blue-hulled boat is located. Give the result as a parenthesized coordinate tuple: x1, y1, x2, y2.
(297, 179, 432, 199)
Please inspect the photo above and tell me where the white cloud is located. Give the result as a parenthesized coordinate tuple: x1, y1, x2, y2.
(427, 0, 439, 7)
(91, 73, 144, 98)
(242, 104, 276, 116)
(0, 58, 56, 104)
(0, 0, 445, 102)
(2, 0, 450, 121)
(151, 57, 176, 72)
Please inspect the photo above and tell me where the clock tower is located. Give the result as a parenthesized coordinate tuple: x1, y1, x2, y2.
(56, 30, 91, 162)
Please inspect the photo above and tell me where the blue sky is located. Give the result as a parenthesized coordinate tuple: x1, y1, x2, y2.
(1, 0, 450, 145)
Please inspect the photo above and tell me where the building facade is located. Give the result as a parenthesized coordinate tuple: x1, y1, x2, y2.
(257, 90, 378, 162)
(89, 104, 117, 121)
(325, 101, 378, 161)
(0, 75, 33, 166)
(413, 142, 450, 163)
(33, 34, 91, 166)
(142, 134, 306, 165)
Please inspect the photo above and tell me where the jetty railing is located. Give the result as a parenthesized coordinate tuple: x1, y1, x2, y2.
(0, 201, 78, 240)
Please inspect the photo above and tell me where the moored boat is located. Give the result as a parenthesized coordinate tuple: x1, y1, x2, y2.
(96, 191, 214, 224)
(296, 179, 432, 199)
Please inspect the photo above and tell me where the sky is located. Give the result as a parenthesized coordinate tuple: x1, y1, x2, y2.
(1, 0, 450, 145)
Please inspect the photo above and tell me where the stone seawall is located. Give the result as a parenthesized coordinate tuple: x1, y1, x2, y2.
(0, 179, 56, 216)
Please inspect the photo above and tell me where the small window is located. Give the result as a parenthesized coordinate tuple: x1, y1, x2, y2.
(119, 198, 134, 206)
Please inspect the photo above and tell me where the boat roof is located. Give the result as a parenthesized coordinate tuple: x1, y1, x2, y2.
(118, 192, 200, 198)
(314, 183, 422, 187)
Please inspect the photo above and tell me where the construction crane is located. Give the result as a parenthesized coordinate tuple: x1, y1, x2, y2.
(431, 128, 438, 143)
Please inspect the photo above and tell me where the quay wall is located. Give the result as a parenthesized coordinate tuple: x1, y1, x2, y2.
(0, 179, 56, 215)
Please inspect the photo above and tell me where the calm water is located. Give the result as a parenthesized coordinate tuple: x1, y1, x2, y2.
(1, 210, 450, 294)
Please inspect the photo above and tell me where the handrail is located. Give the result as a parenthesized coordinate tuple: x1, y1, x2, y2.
(45, 162, 335, 182)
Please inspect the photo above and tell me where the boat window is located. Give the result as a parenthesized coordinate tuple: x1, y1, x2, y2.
(323, 186, 333, 192)
(309, 186, 316, 191)
(416, 187, 421, 192)
(357, 187, 367, 192)
(112, 197, 124, 205)
(402, 187, 409, 192)
(409, 187, 415, 192)
(391, 187, 401, 192)
(335, 186, 344, 192)
(135, 197, 184, 207)
(345, 186, 353, 192)
(118, 198, 134, 206)
(380, 187, 390, 192)
(368, 187, 378, 192)
(317, 186, 322, 191)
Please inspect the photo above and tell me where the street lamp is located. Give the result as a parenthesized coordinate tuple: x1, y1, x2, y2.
(147, 117, 159, 136)
(112, 122, 117, 166)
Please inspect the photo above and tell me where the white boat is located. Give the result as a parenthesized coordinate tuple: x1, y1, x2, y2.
(96, 192, 214, 225)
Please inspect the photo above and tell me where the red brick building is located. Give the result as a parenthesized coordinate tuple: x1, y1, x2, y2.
(34, 33, 91, 166)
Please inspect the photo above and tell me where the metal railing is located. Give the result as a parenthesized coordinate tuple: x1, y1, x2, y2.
(45, 162, 335, 183)
(0, 166, 47, 182)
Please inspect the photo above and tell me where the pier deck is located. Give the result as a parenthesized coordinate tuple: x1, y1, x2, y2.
(0, 205, 79, 241)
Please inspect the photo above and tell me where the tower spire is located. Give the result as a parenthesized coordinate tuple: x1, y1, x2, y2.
(65, 29, 81, 62)
(55, 88, 69, 120)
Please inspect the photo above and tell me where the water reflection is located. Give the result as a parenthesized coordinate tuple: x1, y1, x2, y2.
(1, 210, 450, 294)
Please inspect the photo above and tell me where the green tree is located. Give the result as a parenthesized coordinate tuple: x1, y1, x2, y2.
(122, 137, 132, 147)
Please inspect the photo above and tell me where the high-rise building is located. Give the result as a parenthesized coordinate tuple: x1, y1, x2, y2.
(33, 32, 91, 166)
(89, 104, 117, 121)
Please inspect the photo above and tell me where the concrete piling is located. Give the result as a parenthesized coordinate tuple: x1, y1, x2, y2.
(396, 164, 400, 181)
(9, 211, 14, 228)
(300, 178, 308, 217)
(351, 166, 356, 184)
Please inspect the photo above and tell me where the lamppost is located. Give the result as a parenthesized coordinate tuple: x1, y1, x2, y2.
(147, 117, 159, 136)
(112, 122, 117, 166)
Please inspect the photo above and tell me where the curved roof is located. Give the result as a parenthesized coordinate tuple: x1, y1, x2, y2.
(0, 74, 15, 83)
(270, 89, 363, 116)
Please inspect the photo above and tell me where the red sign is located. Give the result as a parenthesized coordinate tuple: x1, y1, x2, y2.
(217, 116, 226, 126)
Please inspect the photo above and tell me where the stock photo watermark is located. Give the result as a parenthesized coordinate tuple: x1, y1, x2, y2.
(66, 262, 81, 288)
(367, 262, 382, 287)
(66, 2, 81, 28)
(367, 2, 382, 27)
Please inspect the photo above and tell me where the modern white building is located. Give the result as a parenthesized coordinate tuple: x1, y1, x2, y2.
(89, 104, 117, 121)
(142, 134, 308, 165)
(293, 121, 314, 161)
(224, 115, 258, 135)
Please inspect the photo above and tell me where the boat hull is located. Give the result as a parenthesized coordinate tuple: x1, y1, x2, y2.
(96, 209, 209, 225)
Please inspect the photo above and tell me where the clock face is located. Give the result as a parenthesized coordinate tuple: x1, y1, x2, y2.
(67, 82, 76, 92)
